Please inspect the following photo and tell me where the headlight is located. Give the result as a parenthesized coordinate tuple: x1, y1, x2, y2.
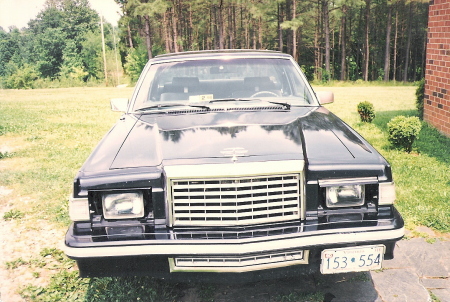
(102, 191, 144, 219)
(326, 185, 365, 208)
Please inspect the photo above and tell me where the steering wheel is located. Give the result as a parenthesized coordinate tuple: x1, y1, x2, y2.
(250, 91, 280, 98)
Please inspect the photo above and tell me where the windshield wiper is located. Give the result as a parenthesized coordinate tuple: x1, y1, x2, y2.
(209, 98, 254, 103)
(135, 103, 210, 112)
(266, 100, 291, 110)
(209, 98, 290, 110)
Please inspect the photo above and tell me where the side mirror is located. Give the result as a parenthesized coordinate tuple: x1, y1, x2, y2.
(316, 91, 334, 105)
(110, 98, 129, 112)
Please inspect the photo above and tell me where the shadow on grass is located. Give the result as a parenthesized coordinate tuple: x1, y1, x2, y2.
(83, 276, 185, 302)
(80, 272, 381, 302)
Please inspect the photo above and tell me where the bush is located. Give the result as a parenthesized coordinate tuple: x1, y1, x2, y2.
(5, 64, 38, 89)
(387, 116, 422, 153)
(415, 78, 425, 119)
(357, 101, 375, 122)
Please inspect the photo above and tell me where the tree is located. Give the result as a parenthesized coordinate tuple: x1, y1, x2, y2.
(0, 0, 432, 86)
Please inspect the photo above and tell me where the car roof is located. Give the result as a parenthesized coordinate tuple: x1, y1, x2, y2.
(151, 49, 292, 63)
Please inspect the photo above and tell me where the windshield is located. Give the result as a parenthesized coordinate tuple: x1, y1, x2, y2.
(132, 57, 317, 111)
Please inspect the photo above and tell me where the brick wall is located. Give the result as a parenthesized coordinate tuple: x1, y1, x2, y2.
(424, 0, 450, 137)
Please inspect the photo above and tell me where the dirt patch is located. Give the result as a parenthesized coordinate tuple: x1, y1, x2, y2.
(0, 195, 67, 302)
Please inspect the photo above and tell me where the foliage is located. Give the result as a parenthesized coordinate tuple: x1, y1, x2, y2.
(0, 0, 430, 87)
(357, 101, 375, 122)
(0, 0, 122, 87)
(415, 78, 425, 119)
(124, 46, 149, 82)
(276, 291, 325, 302)
(3, 209, 24, 220)
(4, 64, 38, 89)
(84, 277, 180, 302)
(20, 271, 89, 301)
(387, 116, 422, 153)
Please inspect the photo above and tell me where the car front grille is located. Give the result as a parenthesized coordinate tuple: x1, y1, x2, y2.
(170, 173, 302, 227)
(173, 223, 303, 240)
(170, 249, 309, 272)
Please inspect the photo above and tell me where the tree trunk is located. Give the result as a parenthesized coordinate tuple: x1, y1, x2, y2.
(340, 5, 347, 81)
(363, 0, 370, 81)
(218, 0, 224, 49)
(383, 3, 392, 81)
(163, 11, 172, 53)
(403, 2, 412, 82)
(314, 0, 321, 80)
(323, 0, 330, 78)
(393, 10, 398, 81)
(229, 4, 234, 49)
(143, 15, 153, 59)
(172, 5, 179, 52)
(127, 22, 134, 48)
(252, 19, 257, 49)
(292, 0, 297, 61)
(278, 3, 283, 51)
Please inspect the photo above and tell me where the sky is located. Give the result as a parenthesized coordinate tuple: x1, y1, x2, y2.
(0, 0, 122, 30)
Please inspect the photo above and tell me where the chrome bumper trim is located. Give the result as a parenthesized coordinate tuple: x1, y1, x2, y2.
(169, 250, 309, 273)
(64, 227, 404, 258)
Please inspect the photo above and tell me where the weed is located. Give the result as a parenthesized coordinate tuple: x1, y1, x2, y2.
(426, 238, 437, 244)
(20, 270, 89, 301)
(0, 151, 13, 159)
(84, 277, 181, 302)
(276, 291, 325, 302)
(347, 272, 371, 282)
(429, 290, 441, 302)
(5, 258, 28, 269)
(198, 284, 216, 302)
(3, 209, 24, 220)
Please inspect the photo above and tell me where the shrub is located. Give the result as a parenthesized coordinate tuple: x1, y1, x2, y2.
(357, 101, 375, 122)
(5, 64, 38, 89)
(415, 78, 425, 119)
(387, 116, 422, 153)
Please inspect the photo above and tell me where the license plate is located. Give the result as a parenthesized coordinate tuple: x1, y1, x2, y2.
(320, 245, 385, 274)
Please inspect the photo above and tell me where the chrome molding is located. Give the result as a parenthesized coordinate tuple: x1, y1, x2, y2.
(65, 226, 405, 258)
(169, 250, 309, 273)
(318, 177, 378, 187)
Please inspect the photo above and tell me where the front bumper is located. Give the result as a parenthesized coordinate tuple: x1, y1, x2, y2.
(65, 208, 404, 279)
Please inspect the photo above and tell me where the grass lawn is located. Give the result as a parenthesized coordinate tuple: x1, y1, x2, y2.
(0, 85, 449, 301)
(315, 86, 450, 233)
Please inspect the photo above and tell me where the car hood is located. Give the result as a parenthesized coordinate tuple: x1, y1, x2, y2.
(82, 106, 385, 177)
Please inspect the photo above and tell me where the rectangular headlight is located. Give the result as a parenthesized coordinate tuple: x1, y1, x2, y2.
(102, 191, 144, 220)
(69, 197, 90, 221)
(326, 185, 365, 208)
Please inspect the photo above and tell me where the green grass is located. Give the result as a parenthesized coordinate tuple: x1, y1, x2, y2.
(0, 85, 449, 301)
(0, 87, 132, 225)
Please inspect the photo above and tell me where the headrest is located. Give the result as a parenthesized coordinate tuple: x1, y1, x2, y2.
(244, 77, 275, 89)
(172, 77, 200, 87)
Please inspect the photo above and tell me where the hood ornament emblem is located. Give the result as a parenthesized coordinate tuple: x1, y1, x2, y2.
(220, 147, 248, 163)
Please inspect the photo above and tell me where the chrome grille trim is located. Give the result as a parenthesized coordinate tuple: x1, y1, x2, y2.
(165, 161, 304, 227)
(171, 174, 300, 226)
(169, 250, 309, 272)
